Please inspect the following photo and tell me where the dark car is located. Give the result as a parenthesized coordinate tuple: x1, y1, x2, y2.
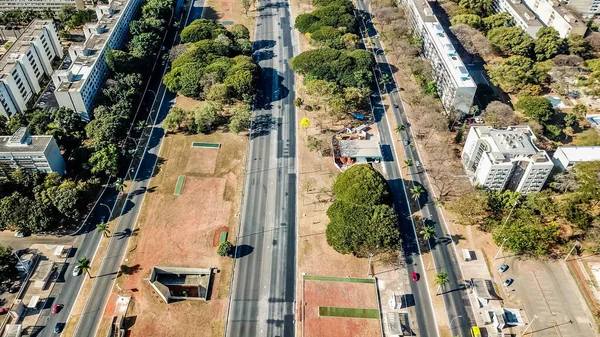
(54, 323, 64, 334)
(503, 278, 514, 287)
(411, 272, 419, 282)
(8, 284, 20, 293)
(498, 264, 509, 273)
(52, 304, 63, 314)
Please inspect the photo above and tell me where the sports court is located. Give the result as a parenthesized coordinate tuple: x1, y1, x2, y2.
(301, 275, 383, 337)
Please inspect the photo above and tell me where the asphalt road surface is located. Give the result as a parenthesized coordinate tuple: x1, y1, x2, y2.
(355, 1, 475, 336)
(70, 1, 199, 336)
(226, 0, 298, 336)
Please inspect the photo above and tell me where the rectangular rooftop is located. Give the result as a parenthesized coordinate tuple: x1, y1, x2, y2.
(0, 20, 54, 76)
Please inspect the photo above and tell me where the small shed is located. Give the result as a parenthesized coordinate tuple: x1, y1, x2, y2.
(338, 140, 382, 163)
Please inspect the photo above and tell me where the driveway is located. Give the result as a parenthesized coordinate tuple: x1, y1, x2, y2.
(0, 232, 76, 252)
(494, 257, 598, 337)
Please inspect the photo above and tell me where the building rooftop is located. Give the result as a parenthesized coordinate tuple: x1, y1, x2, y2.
(0, 20, 54, 78)
(554, 146, 600, 162)
(472, 125, 552, 163)
(505, 0, 544, 26)
(338, 140, 382, 158)
(409, 0, 476, 88)
(56, 0, 128, 92)
(0, 127, 53, 154)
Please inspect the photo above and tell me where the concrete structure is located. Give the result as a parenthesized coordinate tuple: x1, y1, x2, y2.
(15, 253, 35, 273)
(402, 0, 477, 116)
(0, 0, 90, 12)
(53, 0, 144, 120)
(338, 140, 382, 161)
(563, 0, 600, 18)
(0, 20, 62, 118)
(2, 324, 22, 337)
(461, 126, 554, 193)
(553, 145, 600, 170)
(493, 0, 588, 37)
(148, 266, 213, 303)
(0, 127, 66, 176)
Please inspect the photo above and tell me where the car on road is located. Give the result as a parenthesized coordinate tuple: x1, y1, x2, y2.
(403, 140, 410, 146)
(498, 264, 508, 273)
(14, 231, 24, 238)
(503, 278, 514, 287)
(52, 304, 63, 314)
(72, 266, 82, 277)
(8, 283, 20, 293)
(411, 272, 419, 282)
(0, 308, 9, 315)
(54, 322, 64, 334)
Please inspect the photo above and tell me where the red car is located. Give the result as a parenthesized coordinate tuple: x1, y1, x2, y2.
(0, 308, 8, 315)
(52, 304, 63, 314)
(411, 272, 419, 282)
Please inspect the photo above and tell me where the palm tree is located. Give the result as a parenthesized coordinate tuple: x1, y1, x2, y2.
(434, 271, 450, 295)
(381, 74, 392, 86)
(395, 124, 405, 133)
(420, 225, 436, 240)
(411, 185, 424, 200)
(77, 257, 92, 278)
(404, 159, 413, 167)
(96, 221, 110, 237)
(114, 178, 126, 192)
(137, 120, 146, 131)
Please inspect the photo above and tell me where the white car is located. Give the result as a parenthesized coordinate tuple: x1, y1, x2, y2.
(72, 266, 82, 277)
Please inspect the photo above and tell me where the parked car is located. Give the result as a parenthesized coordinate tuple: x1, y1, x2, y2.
(14, 231, 24, 238)
(52, 304, 63, 314)
(411, 272, 419, 282)
(498, 264, 508, 273)
(8, 283, 20, 293)
(503, 278, 514, 287)
(0, 308, 9, 315)
(54, 323, 64, 334)
(72, 266, 81, 277)
(403, 140, 409, 146)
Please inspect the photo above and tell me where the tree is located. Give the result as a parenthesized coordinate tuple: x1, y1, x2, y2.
(0, 245, 18, 283)
(395, 124, 405, 133)
(194, 103, 222, 134)
(180, 19, 225, 43)
(434, 271, 450, 294)
(89, 144, 119, 176)
(96, 221, 110, 237)
(217, 241, 234, 256)
(567, 33, 589, 57)
(482, 12, 513, 31)
(229, 104, 252, 134)
(492, 209, 560, 256)
(404, 159, 413, 167)
(77, 256, 92, 278)
(459, 0, 492, 16)
(411, 185, 424, 200)
(300, 117, 311, 134)
(105, 48, 138, 73)
(534, 27, 561, 61)
(572, 103, 588, 119)
(450, 14, 482, 29)
(163, 107, 189, 131)
(447, 190, 490, 226)
(7, 113, 27, 134)
(114, 178, 126, 192)
(231, 24, 250, 39)
(421, 225, 436, 240)
(241, 0, 251, 16)
(586, 32, 600, 52)
(342, 33, 360, 50)
(515, 96, 554, 124)
(574, 129, 600, 146)
(486, 56, 547, 93)
(482, 101, 516, 128)
(487, 27, 533, 56)
(129, 32, 161, 59)
(451, 24, 495, 59)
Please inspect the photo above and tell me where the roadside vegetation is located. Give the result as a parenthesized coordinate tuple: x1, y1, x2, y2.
(162, 19, 256, 134)
(0, 245, 18, 283)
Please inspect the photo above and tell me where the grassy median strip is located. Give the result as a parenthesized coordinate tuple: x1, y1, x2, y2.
(318, 306, 380, 319)
(303, 275, 375, 283)
(174, 175, 185, 195)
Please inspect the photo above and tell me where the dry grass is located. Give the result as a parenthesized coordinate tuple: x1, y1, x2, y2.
(203, 0, 257, 39)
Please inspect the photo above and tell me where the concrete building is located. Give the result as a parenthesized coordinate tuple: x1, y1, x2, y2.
(402, 0, 477, 116)
(461, 126, 554, 194)
(0, 20, 63, 118)
(562, 0, 600, 18)
(53, 0, 144, 120)
(553, 145, 600, 170)
(0, 0, 91, 12)
(0, 127, 66, 176)
(493, 0, 587, 37)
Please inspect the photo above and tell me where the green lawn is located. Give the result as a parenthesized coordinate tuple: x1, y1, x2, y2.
(174, 175, 185, 195)
(318, 306, 380, 319)
(303, 275, 375, 283)
(192, 142, 221, 148)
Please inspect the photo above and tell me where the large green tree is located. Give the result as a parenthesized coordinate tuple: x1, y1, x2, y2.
(487, 26, 533, 56)
(482, 12, 514, 31)
(0, 245, 18, 283)
(534, 27, 561, 61)
(515, 96, 554, 124)
(486, 56, 547, 93)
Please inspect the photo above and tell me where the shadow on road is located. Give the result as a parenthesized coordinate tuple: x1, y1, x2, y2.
(234, 244, 254, 258)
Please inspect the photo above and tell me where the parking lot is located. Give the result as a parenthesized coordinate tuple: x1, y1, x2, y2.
(495, 257, 597, 337)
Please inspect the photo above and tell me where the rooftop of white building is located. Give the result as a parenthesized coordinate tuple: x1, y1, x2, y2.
(409, 0, 476, 88)
(0, 127, 53, 153)
(55, 0, 129, 92)
(0, 20, 55, 78)
(501, 0, 544, 27)
(471, 125, 551, 163)
(554, 146, 600, 162)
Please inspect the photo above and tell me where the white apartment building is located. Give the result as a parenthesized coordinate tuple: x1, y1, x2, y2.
(562, 0, 599, 18)
(553, 145, 600, 170)
(403, 0, 477, 116)
(0, 0, 89, 12)
(0, 127, 66, 176)
(461, 126, 554, 194)
(53, 0, 144, 120)
(493, 0, 588, 37)
(0, 20, 63, 118)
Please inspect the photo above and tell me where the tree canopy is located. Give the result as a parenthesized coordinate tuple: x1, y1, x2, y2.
(486, 56, 548, 93)
(294, 0, 358, 35)
(515, 96, 554, 123)
(487, 26, 533, 56)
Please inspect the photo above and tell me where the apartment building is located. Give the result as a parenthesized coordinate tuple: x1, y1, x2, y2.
(0, 0, 90, 12)
(0, 20, 63, 118)
(53, 0, 143, 120)
(493, 0, 587, 37)
(0, 127, 65, 176)
(562, 0, 600, 18)
(461, 126, 554, 194)
(402, 0, 477, 116)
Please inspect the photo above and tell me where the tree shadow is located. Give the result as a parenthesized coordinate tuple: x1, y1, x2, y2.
(252, 39, 276, 51)
(201, 7, 220, 20)
(234, 244, 254, 258)
(451, 233, 465, 245)
(254, 67, 290, 109)
(152, 157, 166, 177)
(119, 264, 141, 276)
(250, 113, 275, 139)
(254, 49, 276, 62)
(257, 1, 289, 10)
(113, 228, 140, 240)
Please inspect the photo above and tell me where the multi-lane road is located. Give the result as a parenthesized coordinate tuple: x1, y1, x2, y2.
(226, 0, 298, 335)
(355, 1, 475, 336)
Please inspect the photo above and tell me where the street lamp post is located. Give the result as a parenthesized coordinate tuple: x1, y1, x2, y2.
(494, 238, 508, 260)
(494, 200, 519, 260)
(449, 315, 462, 335)
(521, 314, 538, 336)
(564, 240, 579, 262)
(367, 253, 374, 277)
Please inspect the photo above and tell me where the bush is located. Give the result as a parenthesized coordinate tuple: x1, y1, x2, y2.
(217, 241, 234, 256)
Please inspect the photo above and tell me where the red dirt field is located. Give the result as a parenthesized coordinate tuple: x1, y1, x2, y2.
(302, 279, 382, 337)
(213, 226, 229, 247)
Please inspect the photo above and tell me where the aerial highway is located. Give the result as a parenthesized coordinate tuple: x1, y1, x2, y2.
(226, 0, 298, 335)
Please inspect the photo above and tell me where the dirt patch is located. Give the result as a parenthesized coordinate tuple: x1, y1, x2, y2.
(302, 278, 381, 337)
(213, 226, 229, 247)
(186, 147, 219, 174)
(175, 96, 203, 111)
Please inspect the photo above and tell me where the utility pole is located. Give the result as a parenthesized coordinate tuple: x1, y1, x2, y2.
(367, 253, 374, 277)
(494, 238, 508, 260)
(495, 200, 519, 260)
(13, 251, 28, 273)
(521, 314, 538, 336)
(564, 240, 579, 262)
